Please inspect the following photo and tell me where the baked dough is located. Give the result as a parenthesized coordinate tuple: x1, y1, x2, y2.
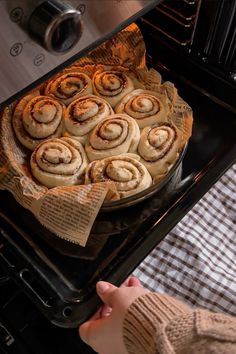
(92, 69, 135, 107)
(44, 71, 93, 105)
(85, 114, 140, 161)
(138, 122, 182, 179)
(64, 94, 113, 145)
(85, 154, 152, 199)
(30, 137, 88, 188)
(12, 95, 64, 150)
(115, 89, 170, 128)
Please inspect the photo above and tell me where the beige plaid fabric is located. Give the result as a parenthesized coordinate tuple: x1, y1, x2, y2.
(134, 163, 236, 315)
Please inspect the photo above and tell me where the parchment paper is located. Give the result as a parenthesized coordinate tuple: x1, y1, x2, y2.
(0, 24, 193, 247)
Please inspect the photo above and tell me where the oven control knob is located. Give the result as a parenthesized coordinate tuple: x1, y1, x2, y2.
(28, 1, 82, 54)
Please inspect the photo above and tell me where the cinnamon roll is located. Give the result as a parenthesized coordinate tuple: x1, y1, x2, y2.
(85, 154, 152, 199)
(44, 71, 93, 105)
(12, 95, 64, 150)
(138, 122, 182, 179)
(30, 137, 88, 188)
(64, 95, 113, 144)
(85, 114, 140, 161)
(92, 69, 135, 108)
(115, 89, 170, 128)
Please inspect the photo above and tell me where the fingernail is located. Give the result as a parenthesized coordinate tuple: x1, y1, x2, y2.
(97, 281, 110, 294)
(103, 311, 112, 317)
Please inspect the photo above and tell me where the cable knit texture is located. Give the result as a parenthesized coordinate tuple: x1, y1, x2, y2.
(123, 293, 236, 354)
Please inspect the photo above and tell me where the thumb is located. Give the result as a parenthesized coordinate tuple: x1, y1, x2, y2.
(96, 281, 117, 306)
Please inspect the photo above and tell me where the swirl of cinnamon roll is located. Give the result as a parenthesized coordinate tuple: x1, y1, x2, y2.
(138, 122, 182, 179)
(85, 154, 152, 199)
(12, 95, 64, 151)
(92, 70, 135, 108)
(85, 114, 140, 161)
(30, 137, 88, 188)
(115, 89, 170, 128)
(44, 71, 93, 105)
(64, 95, 113, 145)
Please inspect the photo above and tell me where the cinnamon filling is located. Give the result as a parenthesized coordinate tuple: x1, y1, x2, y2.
(139, 124, 177, 162)
(95, 71, 127, 97)
(51, 74, 88, 98)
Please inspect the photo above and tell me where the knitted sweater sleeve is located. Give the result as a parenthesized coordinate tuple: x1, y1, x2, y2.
(122, 293, 236, 354)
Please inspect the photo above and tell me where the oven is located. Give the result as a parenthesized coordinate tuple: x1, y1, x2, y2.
(0, 0, 236, 353)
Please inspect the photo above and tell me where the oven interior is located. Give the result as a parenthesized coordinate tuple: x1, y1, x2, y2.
(0, 0, 236, 352)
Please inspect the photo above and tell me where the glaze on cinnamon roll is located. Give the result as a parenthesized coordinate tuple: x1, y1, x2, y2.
(85, 114, 140, 161)
(44, 71, 93, 105)
(85, 154, 152, 199)
(12, 95, 64, 150)
(115, 89, 170, 128)
(30, 137, 88, 188)
(92, 70, 135, 108)
(64, 95, 113, 145)
(138, 123, 182, 179)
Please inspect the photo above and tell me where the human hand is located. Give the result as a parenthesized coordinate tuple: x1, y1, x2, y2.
(79, 277, 150, 354)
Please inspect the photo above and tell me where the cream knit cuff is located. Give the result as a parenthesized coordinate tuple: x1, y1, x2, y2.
(123, 292, 191, 354)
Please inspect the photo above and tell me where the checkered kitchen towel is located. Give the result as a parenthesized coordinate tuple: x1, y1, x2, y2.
(134, 163, 236, 316)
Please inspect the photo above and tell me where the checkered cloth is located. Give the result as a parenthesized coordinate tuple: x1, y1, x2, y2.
(134, 163, 236, 316)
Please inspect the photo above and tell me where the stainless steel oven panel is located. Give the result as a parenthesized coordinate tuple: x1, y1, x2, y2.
(0, 0, 160, 108)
